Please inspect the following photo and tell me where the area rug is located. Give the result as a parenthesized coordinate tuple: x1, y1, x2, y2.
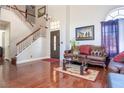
(42, 58, 60, 62)
(54, 66, 99, 81)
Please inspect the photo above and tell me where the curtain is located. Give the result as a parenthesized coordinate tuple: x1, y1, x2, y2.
(101, 19, 119, 57)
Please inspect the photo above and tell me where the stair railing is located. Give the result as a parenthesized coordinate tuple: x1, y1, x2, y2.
(13, 5, 35, 27)
(16, 28, 41, 55)
(0, 5, 47, 55)
(1, 5, 35, 27)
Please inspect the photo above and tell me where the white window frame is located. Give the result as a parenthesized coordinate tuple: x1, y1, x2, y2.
(105, 7, 124, 21)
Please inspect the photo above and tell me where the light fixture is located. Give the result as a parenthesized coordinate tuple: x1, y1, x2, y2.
(44, 13, 51, 21)
(40, 25, 48, 29)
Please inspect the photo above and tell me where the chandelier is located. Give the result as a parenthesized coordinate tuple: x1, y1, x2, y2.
(44, 13, 51, 21)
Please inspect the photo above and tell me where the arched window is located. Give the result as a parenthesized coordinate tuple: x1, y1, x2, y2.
(101, 7, 123, 57)
(105, 7, 124, 21)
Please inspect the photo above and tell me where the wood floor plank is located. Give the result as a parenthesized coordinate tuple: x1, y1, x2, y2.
(0, 60, 108, 88)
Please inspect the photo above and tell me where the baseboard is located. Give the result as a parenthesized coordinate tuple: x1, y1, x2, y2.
(4, 57, 11, 62)
(17, 56, 49, 64)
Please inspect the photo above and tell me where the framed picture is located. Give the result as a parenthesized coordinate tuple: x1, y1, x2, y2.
(38, 6, 46, 18)
(26, 5, 35, 23)
(75, 25, 94, 40)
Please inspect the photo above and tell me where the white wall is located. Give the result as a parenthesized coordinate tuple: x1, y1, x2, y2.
(46, 5, 124, 60)
(69, 5, 122, 47)
(0, 8, 32, 57)
(119, 19, 124, 52)
(48, 5, 67, 60)
(1, 5, 124, 63)
(0, 7, 47, 60)
(0, 24, 6, 30)
(17, 37, 47, 64)
(0, 23, 10, 59)
(4, 24, 10, 59)
(47, 5, 123, 60)
(0, 31, 3, 47)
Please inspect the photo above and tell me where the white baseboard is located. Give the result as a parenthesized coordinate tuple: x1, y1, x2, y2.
(17, 56, 49, 64)
(4, 57, 11, 62)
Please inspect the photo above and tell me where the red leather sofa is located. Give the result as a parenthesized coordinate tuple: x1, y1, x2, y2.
(64, 45, 108, 68)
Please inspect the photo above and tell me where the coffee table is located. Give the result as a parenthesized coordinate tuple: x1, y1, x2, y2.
(63, 54, 88, 75)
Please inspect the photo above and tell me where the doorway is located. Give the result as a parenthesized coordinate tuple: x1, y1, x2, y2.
(50, 30, 60, 59)
(0, 20, 10, 62)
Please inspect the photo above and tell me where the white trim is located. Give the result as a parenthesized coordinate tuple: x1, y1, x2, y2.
(4, 57, 11, 61)
(105, 7, 124, 21)
(17, 56, 50, 64)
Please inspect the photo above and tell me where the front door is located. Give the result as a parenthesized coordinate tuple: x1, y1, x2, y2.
(50, 30, 60, 59)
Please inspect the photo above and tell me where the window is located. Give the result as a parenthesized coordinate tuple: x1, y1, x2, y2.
(50, 21, 60, 31)
(101, 7, 123, 57)
(105, 7, 124, 21)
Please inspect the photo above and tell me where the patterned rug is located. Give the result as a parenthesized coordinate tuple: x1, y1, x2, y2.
(42, 58, 60, 62)
(54, 65, 99, 81)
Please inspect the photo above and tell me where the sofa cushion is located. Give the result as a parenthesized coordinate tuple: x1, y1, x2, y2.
(78, 54, 86, 58)
(120, 67, 124, 74)
(87, 55, 106, 61)
(113, 51, 124, 62)
(108, 73, 124, 88)
(90, 46, 106, 57)
(108, 59, 124, 73)
(79, 45, 91, 55)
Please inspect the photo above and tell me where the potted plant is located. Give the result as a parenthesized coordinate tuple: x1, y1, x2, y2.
(70, 39, 79, 55)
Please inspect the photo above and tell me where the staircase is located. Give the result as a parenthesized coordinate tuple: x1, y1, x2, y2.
(16, 27, 41, 55)
(1, 5, 35, 28)
(0, 5, 47, 63)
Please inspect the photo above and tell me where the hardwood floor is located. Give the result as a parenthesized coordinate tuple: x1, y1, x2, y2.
(0, 60, 108, 88)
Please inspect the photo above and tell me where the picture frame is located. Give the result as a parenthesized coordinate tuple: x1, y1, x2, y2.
(75, 25, 94, 40)
(38, 6, 46, 18)
(26, 5, 35, 23)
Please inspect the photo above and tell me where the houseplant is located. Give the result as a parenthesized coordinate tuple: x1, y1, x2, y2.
(70, 39, 79, 55)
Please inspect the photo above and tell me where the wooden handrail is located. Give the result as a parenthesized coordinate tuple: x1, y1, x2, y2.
(1, 5, 44, 55)
(16, 28, 41, 46)
(13, 5, 34, 27)
(4, 5, 34, 27)
(7, 5, 35, 17)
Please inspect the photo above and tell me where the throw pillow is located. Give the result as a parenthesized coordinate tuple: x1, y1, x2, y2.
(79, 45, 91, 55)
(113, 51, 124, 63)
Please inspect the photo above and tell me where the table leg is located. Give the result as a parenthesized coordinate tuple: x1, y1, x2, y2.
(63, 59, 66, 71)
(80, 65, 84, 75)
(53, 70, 57, 82)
